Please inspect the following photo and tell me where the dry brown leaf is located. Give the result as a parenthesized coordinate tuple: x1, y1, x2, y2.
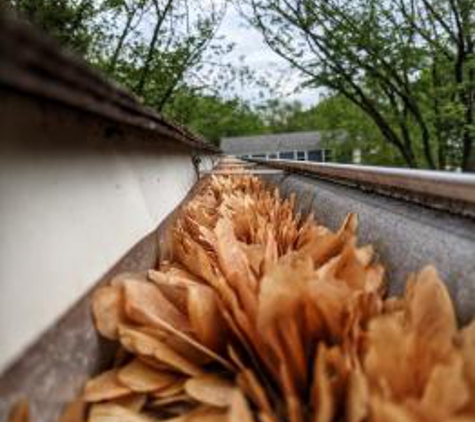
(333, 244, 385, 293)
(147, 270, 190, 314)
(237, 370, 278, 422)
(265, 317, 307, 398)
(279, 358, 303, 422)
(7, 399, 29, 422)
(215, 218, 258, 317)
(87, 403, 155, 422)
(108, 394, 146, 413)
(151, 378, 187, 398)
(258, 253, 314, 329)
(383, 297, 405, 314)
(228, 389, 255, 422)
(151, 342, 204, 377)
(187, 284, 227, 352)
(83, 369, 131, 402)
(149, 393, 194, 408)
(91, 284, 127, 340)
(299, 213, 357, 268)
(408, 266, 457, 347)
(263, 230, 278, 275)
(312, 345, 335, 422)
(183, 406, 229, 422)
(112, 346, 130, 368)
(117, 359, 178, 392)
(459, 320, 475, 412)
(79, 173, 475, 422)
(58, 398, 86, 422)
(125, 280, 233, 368)
(369, 397, 419, 422)
(118, 325, 203, 376)
(346, 366, 369, 422)
(239, 243, 265, 276)
(119, 325, 161, 357)
(139, 325, 213, 365)
(364, 315, 411, 400)
(184, 374, 236, 407)
(421, 356, 470, 418)
(109, 272, 149, 287)
(122, 280, 234, 371)
(153, 404, 229, 422)
(123, 278, 190, 333)
(364, 266, 460, 405)
(406, 266, 458, 395)
(173, 230, 218, 284)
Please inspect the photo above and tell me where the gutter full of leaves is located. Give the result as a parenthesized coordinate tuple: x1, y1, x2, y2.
(9, 173, 475, 422)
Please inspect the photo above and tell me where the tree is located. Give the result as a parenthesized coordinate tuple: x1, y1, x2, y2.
(102, 0, 151, 74)
(8, 0, 275, 145)
(307, 95, 408, 166)
(7, 0, 98, 55)
(241, 0, 475, 171)
(165, 89, 266, 145)
(95, 0, 229, 112)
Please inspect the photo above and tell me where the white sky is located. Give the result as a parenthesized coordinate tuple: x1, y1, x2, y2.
(215, 5, 321, 108)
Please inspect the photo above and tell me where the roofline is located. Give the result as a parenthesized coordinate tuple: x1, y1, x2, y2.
(222, 130, 327, 142)
(0, 14, 220, 154)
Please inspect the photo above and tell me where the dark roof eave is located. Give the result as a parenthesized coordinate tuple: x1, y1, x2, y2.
(0, 15, 220, 154)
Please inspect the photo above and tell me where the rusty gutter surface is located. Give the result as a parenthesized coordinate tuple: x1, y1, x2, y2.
(250, 158, 475, 217)
(0, 15, 219, 154)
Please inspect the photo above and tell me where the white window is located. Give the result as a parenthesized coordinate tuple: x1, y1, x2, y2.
(279, 151, 295, 160)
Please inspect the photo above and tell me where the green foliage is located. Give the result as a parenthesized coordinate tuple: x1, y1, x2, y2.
(9, 0, 475, 170)
(165, 90, 266, 145)
(9, 0, 236, 117)
(242, 0, 475, 171)
(9, 0, 98, 54)
(252, 95, 409, 166)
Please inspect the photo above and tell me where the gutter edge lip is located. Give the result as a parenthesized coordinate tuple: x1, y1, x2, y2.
(0, 15, 220, 154)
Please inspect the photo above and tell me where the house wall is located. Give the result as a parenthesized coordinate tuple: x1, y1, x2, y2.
(0, 88, 199, 371)
(241, 148, 332, 162)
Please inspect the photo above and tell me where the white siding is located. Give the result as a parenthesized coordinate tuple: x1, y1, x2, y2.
(0, 92, 199, 370)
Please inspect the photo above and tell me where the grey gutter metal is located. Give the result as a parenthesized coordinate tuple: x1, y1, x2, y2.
(201, 169, 284, 175)
(250, 158, 475, 217)
(0, 15, 219, 153)
(261, 172, 475, 325)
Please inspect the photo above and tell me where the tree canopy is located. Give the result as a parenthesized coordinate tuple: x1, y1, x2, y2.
(6, 0, 475, 170)
(241, 0, 475, 170)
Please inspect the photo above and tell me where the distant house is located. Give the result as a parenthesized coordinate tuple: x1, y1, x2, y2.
(220, 131, 334, 162)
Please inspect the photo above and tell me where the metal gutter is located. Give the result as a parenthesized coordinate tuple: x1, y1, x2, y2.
(249, 158, 475, 217)
(260, 171, 475, 325)
(0, 176, 211, 422)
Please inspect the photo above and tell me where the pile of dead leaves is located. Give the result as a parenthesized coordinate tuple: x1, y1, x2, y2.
(10, 174, 474, 422)
(81, 174, 475, 422)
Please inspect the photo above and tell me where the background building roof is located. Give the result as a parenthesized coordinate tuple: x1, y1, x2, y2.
(221, 131, 324, 154)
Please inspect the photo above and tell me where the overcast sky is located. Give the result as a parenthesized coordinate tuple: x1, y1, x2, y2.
(215, 5, 322, 108)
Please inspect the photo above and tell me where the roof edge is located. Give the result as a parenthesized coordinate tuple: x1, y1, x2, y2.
(0, 14, 220, 154)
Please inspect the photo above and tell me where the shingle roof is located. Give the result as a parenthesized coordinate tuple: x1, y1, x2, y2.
(221, 131, 324, 154)
(0, 15, 219, 153)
